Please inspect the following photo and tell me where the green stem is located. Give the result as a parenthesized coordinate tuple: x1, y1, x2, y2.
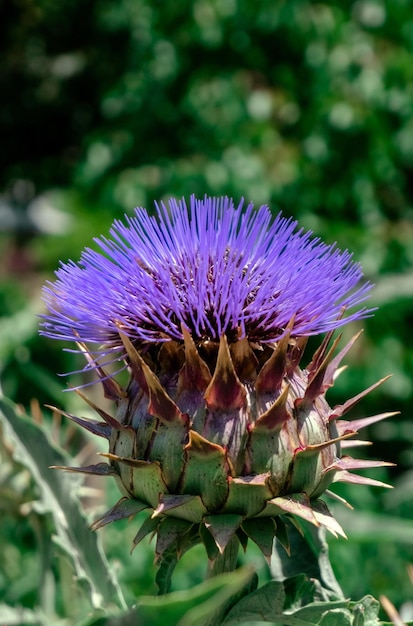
(203, 535, 240, 625)
(206, 535, 240, 578)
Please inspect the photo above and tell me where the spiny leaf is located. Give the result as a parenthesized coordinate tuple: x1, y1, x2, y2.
(200, 523, 220, 562)
(349, 595, 381, 626)
(53, 462, 117, 476)
(311, 500, 347, 539)
(269, 493, 319, 527)
(75, 389, 124, 428)
(333, 471, 392, 489)
(335, 412, 398, 432)
(322, 330, 363, 390)
(301, 335, 342, 404)
(223, 575, 350, 625)
(271, 520, 345, 600)
(0, 397, 126, 611)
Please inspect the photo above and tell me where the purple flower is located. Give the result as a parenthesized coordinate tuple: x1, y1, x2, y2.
(41, 195, 392, 566)
(40, 195, 372, 370)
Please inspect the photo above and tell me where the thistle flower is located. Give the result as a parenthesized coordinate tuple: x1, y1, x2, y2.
(41, 196, 394, 574)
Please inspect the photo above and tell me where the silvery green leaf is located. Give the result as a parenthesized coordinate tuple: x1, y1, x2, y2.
(0, 396, 126, 611)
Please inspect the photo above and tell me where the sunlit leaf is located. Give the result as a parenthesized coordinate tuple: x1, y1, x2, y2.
(81, 567, 255, 626)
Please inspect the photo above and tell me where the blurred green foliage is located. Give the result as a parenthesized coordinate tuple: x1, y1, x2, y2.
(1, 0, 413, 622)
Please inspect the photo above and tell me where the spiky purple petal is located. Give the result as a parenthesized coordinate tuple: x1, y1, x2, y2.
(40, 195, 373, 371)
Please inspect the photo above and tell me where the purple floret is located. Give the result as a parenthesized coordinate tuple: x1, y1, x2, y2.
(40, 195, 373, 366)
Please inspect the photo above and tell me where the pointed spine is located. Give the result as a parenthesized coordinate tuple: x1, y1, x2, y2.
(340, 439, 373, 448)
(330, 376, 392, 419)
(131, 516, 161, 553)
(325, 456, 395, 472)
(299, 335, 342, 406)
(324, 489, 354, 509)
(322, 330, 363, 389)
(306, 328, 336, 376)
(51, 462, 117, 476)
(335, 411, 399, 434)
(46, 405, 112, 439)
(73, 390, 123, 429)
(306, 309, 345, 376)
(311, 499, 347, 538)
(333, 471, 392, 489)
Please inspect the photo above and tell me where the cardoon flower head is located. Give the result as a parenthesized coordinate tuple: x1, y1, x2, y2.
(41, 196, 393, 576)
(43, 196, 371, 356)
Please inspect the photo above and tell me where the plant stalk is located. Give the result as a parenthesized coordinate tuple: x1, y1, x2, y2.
(203, 535, 240, 625)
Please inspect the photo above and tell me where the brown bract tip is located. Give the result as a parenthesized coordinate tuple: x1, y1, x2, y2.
(118, 328, 185, 425)
(204, 334, 247, 411)
(177, 325, 212, 395)
(184, 429, 226, 456)
(255, 323, 293, 395)
(254, 384, 290, 431)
